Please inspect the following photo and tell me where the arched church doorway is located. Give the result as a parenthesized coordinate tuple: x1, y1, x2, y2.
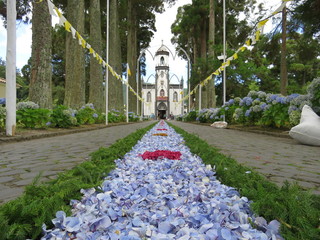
(157, 102, 167, 119)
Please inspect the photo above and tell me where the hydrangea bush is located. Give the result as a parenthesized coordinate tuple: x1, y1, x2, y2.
(0, 106, 6, 130)
(76, 103, 98, 125)
(306, 77, 320, 114)
(16, 101, 39, 110)
(50, 105, 78, 128)
(128, 112, 140, 122)
(178, 78, 320, 128)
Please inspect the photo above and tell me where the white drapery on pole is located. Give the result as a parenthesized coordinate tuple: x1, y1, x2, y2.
(6, 0, 17, 136)
(126, 64, 129, 123)
(126, 84, 129, 123)
(105, 0, 109, 125)
(223, 0, 227, 108)
(199, 84, 202, 111)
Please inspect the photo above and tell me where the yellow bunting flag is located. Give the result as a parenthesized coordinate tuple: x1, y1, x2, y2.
(64, 21, 71, 32)
(255, 30, 261, 41)
(55, 7, 62, 18)
(257, 19, 269, 29)
(127, 63, 132, 76)
(81, 39, 86, 49)
(245, 39, 251, 46)
(233, 52, 238, 60)
(240, 46, 247, 52)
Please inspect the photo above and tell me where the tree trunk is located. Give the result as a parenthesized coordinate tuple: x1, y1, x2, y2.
(200, 18, 207, 109)
(207, 0, 216, 108)
(89, 0, 104, 112)
(280, 6, 288, 96)
(127, 0, 137, 113)
(109, 0, 123, 112)
(64, 0, 86, 109)
(29, 1, 52, 108)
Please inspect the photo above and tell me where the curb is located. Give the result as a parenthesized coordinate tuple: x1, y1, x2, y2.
(0, 121, 142, 144)
(177, 121, 291, 139)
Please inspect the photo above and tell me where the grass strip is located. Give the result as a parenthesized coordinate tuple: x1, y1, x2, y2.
(170, 123, 320, 240)
(0, 122, 156, 240)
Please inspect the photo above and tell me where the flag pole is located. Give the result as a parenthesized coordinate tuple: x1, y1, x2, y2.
(6, 0, 16, 136)
(105, 0, 109, 125)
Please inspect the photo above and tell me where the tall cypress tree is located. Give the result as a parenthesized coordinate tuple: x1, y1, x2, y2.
(29, 0, 52, 108)
(89, 0, 104, 111)
(64, 0, 86, 109)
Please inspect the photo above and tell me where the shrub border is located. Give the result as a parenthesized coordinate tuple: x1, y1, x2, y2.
(169, 123, 320, 240)
(0, 122, 156, 240)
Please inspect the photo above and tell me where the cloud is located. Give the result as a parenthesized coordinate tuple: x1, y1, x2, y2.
(0, 20, 32, 69)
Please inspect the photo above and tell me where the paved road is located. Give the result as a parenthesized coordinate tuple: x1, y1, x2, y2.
(171, 121, 320, 195)
(1, 120, 319, 205)
(0, 121, 156, 204)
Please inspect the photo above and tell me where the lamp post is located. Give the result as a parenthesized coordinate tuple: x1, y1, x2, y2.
(105, 0, 109, 125)
(136, 50, 145, 117)
(144, 74, 155, 117)
(177, 47, 191, 113)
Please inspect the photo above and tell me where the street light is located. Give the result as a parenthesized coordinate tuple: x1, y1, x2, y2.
(177, 47, 191, 113)
(136, 49, 145, 117)
(143, 74, 156, 117)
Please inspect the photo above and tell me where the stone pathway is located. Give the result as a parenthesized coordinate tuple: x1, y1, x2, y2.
(171, 121, 320, 195)
(1, 120, 319, 205)
(0, 121, 156, 204)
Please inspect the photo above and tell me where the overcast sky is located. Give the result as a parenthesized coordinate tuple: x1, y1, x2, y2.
(0, 0, 285, 85)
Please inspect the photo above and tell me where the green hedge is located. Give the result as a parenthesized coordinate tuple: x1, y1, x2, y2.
(0, 122, 156, 240)
(170, 123, 320, 240)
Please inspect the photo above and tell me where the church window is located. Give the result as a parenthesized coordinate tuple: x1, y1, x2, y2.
(147, 92, 151, 102)
(160, 71, 164, 77)
(161, 80, 164, 86)
(160, 56, 165, 65)
(173, 91, 178, 102)
(160, 89, 165, 97)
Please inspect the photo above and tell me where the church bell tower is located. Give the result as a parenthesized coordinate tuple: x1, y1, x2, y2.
(155, 44, 170, 119)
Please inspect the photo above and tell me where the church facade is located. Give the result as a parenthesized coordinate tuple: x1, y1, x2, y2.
(142, 45, 184, 119)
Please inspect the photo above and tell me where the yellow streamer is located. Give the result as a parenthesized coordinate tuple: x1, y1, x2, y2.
(47, 0, 144, 103)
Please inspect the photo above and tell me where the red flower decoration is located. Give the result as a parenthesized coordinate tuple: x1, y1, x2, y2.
(141, 150, 182, 160)
(156, 128, 167, 131)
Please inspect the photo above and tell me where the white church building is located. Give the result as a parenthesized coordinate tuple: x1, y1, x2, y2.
(142, 44, 184, 119)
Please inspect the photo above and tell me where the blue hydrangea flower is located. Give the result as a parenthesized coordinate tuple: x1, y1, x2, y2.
(245, 109, 251, 117)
